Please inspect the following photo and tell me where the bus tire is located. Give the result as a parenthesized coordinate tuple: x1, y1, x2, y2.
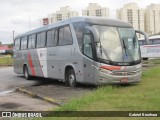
(24, 65, 30, 80)
(143, 58, 148, 60)
(65, 69, 76, 87)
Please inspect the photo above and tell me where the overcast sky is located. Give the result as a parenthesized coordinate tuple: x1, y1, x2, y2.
(0, 0, 159, 44)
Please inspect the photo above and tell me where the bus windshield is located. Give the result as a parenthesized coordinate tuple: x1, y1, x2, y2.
(93, 25, 140, 63)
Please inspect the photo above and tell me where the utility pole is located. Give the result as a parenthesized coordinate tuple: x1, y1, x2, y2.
(29, 16, 31, 30)
(13, 31, 15, 43)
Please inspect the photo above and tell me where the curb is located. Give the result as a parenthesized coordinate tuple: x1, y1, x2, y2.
(16, 88, 62, 106)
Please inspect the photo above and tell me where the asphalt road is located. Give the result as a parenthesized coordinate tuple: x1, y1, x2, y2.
(0, 67, 40, 92)
(0, 67, 56, 111)
(0, 67, 93, 111)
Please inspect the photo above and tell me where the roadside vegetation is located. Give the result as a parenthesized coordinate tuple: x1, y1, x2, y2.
(54, 60, 160, 112)
(0, 55, 13, 66)
(19, 59, 160, 120)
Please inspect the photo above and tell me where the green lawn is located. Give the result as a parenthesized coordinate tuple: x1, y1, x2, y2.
(0, 55, 13, 66)
(17, 59, 160, 120)
(56, 64, 160, 112)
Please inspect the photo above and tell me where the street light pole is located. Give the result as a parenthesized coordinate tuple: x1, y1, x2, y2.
(13, 31, 15, 43)
(29, 16, 31, 30)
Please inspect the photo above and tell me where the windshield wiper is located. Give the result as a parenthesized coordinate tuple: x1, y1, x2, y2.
(122, 38, 134, 61)
(100, 45, 113, 64)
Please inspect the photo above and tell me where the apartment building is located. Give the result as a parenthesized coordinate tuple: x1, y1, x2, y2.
(82, 3, 109, 17)
(145, 4, 160, 36)
(47, 6, 79, 24)
(117, 3, 145, 37)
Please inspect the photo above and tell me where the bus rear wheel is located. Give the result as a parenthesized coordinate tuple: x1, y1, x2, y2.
(65, 69, 77, 87)
(24, 65, 30, 80)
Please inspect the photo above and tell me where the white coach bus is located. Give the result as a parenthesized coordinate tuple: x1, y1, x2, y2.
(13, 17, 148, 87)
(139, 35, 160, 60)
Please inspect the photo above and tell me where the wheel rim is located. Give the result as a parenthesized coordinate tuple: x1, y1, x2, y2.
(69, 74, 75, 86)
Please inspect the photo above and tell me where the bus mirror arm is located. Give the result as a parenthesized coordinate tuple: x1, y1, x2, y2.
(135, 30, 149, 44)
(85, 26, 100, 43)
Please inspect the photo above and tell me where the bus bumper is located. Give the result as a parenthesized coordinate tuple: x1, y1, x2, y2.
(95, 69, 142, 85)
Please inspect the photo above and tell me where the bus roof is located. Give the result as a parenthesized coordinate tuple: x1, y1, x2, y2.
(139, 35, 160, 41)
(15, 16, 132, 39)
(149, 35, 160, 40)
(70, 16, 132, 27)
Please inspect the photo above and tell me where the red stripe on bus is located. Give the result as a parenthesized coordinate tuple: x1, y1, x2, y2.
(101, 66, 121, 71)
(28, 52, 36, 76)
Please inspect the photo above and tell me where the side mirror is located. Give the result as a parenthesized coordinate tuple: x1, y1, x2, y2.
(85, 26, 100, 43)
(135, 30, 149, 44)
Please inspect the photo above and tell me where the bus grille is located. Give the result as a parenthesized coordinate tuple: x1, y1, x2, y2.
(111, 69, 141, 76)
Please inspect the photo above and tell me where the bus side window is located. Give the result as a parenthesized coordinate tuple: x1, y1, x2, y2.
(21, 36, 28, 50)
(47, 30, 56, 47)
(36, 34, 41, 48)
(28, 35, 36, 49)
(40, 32, 46, 47)
(58, 25, 73, 46)
(28, 36, 32, 49)
(152, 39, 160, 44)
(58, 28, 64, 46)
(63, 26, 73, 45)
(31, 35, 36, 48)
(47, 31, 52, 47)
(36, 32, 46, 48)
(54, 29, 58, 46)
(83, 33, 93, 59)
(14, 38, 20, 50)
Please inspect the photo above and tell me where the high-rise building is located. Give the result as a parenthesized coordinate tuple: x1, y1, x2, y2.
(82, 3, 109, 17)
(47, 6, 79, 24)
(116, 3, 145, 38)
(145, 4, 160, 36)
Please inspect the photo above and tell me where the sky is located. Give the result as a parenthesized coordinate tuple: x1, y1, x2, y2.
(0, 0, 160, 44)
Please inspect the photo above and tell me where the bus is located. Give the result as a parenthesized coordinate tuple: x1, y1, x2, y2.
(13, 17, 148, 87)
(139, 35, 160, 60)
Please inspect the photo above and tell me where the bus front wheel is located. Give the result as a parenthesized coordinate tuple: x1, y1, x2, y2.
(24, 65, 30, 80)
(65, 69, 77, 87)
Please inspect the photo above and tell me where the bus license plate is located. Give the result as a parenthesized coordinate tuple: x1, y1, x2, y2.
(120, 78, 128, 83)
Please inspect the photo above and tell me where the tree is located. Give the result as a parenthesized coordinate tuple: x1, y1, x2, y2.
(8, 43, 13, 48)
(0, 41, 2, 45)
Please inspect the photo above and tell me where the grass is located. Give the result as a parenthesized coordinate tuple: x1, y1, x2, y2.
(55, 64, 160, 112)
(0, 55, 13, 66)
(17, 59, 160, 120)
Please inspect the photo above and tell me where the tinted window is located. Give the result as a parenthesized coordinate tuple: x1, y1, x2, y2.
(31, 35, 36, 48)
(58, 25, 73, 46)
(47, 31, 52, 47)
(83, 34, 93, 58)
(47, 30, 58, 47)
(72, 22, 90, 51)
(152, 39, 160, 44)
(14, 38, 20, 50)
(28, 36, 32, 49)
(54, 30, 58, 46)
(40, 32, 46, 47)
(58, 28, 63, 45)
(36, 34, 41, 48)
(21, 36, 28, 50)
(36, 32, 46, 48)
(138, 40, 147, 45)
(28, 35, 36, 49)
(63, 26, 72, 45)
(47, 30, 56, 47)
